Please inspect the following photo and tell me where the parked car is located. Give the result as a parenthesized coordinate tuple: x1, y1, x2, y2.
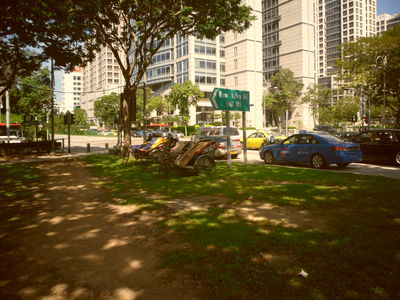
(242, 131, 270, 149)
(241, 129, 285, 149)
(204, 136, 242, 159)
(350, 129, 400, 166)
(314, 125, 337, 134)
(259, 131, 362, 169)
(336, 131, 358, 141)
(191, 126, 241, 143)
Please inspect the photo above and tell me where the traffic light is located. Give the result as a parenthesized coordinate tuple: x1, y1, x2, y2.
(63, 113, 75, 125)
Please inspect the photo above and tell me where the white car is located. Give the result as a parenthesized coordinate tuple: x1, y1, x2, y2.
(191, 126, 241, 142)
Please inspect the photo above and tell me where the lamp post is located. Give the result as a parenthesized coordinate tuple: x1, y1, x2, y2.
(376, 55, 387, 128)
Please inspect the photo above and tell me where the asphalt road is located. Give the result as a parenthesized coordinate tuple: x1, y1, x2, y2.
(55, 134, 400, 180)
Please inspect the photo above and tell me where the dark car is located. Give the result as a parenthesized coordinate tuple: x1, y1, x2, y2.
(336, 131, 358, 141)
(314, 125, 337, 134)
(350, 129, 400, 166)
(259, 131, 362, 169)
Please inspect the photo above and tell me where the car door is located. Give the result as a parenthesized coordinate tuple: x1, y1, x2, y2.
(294, 135, 316, 163)
(277, 135, 299, 163)
(353, 131, 375, 161)
(246, 133, 258, 149)
(251, 132, 267, 149)
(374, 131, 398, 162)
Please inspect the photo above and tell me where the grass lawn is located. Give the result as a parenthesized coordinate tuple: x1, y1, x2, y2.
(82, 154, 400, 300)
(2, 155, 399, 299)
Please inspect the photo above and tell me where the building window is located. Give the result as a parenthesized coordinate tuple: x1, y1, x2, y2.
(195, 73, 216, 85)
(195, 59, 216, 70)
(177, 59, 189, 84)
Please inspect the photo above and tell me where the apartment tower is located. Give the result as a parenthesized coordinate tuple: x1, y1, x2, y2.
(262, 0, 317, 130)
(80, 46, 125, 123)
(145, 0, 263, 128)
(61, 67, 83, 113)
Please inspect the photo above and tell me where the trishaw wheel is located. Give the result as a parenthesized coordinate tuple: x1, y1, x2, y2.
(194, 155, 215, 176)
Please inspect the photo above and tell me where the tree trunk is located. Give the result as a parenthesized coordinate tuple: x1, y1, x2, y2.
(122, 86, 136, 154)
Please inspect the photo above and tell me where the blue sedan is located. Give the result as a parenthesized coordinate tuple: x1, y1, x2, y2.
(259, 132, 362, 169)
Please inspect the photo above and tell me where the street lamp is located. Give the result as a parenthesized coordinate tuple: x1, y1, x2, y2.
(375, 55, 387, 128)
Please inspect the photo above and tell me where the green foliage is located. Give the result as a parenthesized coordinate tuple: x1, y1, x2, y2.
(168, 81, 205, 124)
(0, 0, 98, 95)
(318, 95, 359, 125)
(0, 113, 22, 124)
(94, 92, 120, 128)
(73, 108, 89, 131)
(147, 95, 168, 116)
(135, 88, 168, 126)
(338, 24, 400, 127)
(172, 125, 196, 136)
(14, 68, 52, 122)
(301, 84, 332, 126)
(264, 69, 304, 127)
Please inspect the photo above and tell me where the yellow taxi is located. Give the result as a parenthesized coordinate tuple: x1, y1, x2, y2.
(242, 129, 287, 149)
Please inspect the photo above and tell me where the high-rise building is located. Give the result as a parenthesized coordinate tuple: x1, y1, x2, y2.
(317, 0, 376, 101)
(262, 0, 317, 129)
(145, 0, 264, 128)
(80, 46, 125, 123)
(261, 0, 377, 130)
(387, 13, 400, 30)
(61, 67, 83, 113)
(376, 13, 394, 34)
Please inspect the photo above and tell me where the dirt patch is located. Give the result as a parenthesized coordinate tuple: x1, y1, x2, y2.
(235, 202, 328, 230)
(0, 158, 328, 299)
(0, 159, 198, 300)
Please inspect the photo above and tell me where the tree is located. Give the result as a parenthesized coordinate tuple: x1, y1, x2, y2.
(147, 95, 168, 118)
(264, 69, 304, 128)
(338, 24, 400, 128)
(94, 92, 120, 128)
(12, 68, 52, 140)
(330, 96, 360, 125)
(301, 84, 332, 127)
(168, 81, 205, 124)
(15, 68, 52, 122)
(73, 108, 89, 131)
(0, 0, 98, 96)
(77, 0, 254, 152)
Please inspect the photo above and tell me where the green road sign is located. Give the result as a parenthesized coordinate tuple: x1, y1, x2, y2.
(210, 88, 250, 112)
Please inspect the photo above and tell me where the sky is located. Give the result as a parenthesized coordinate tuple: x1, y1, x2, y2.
(377, 0, 400, 15)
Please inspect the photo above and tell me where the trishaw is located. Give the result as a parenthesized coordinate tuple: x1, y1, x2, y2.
(155, 137, 218, 175)
(122, 134, 178, 165)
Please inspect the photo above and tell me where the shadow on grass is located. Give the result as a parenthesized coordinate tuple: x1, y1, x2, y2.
(159, 207, 400, 299)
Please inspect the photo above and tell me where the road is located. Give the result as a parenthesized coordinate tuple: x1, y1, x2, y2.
(56, 134, 400, 180)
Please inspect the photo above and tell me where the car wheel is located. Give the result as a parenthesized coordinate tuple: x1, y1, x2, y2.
(337, 163, 350, 168)
(311, 153, 326, 169)
(396, 152, 400, 166)
(264, 151, 275, 164)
